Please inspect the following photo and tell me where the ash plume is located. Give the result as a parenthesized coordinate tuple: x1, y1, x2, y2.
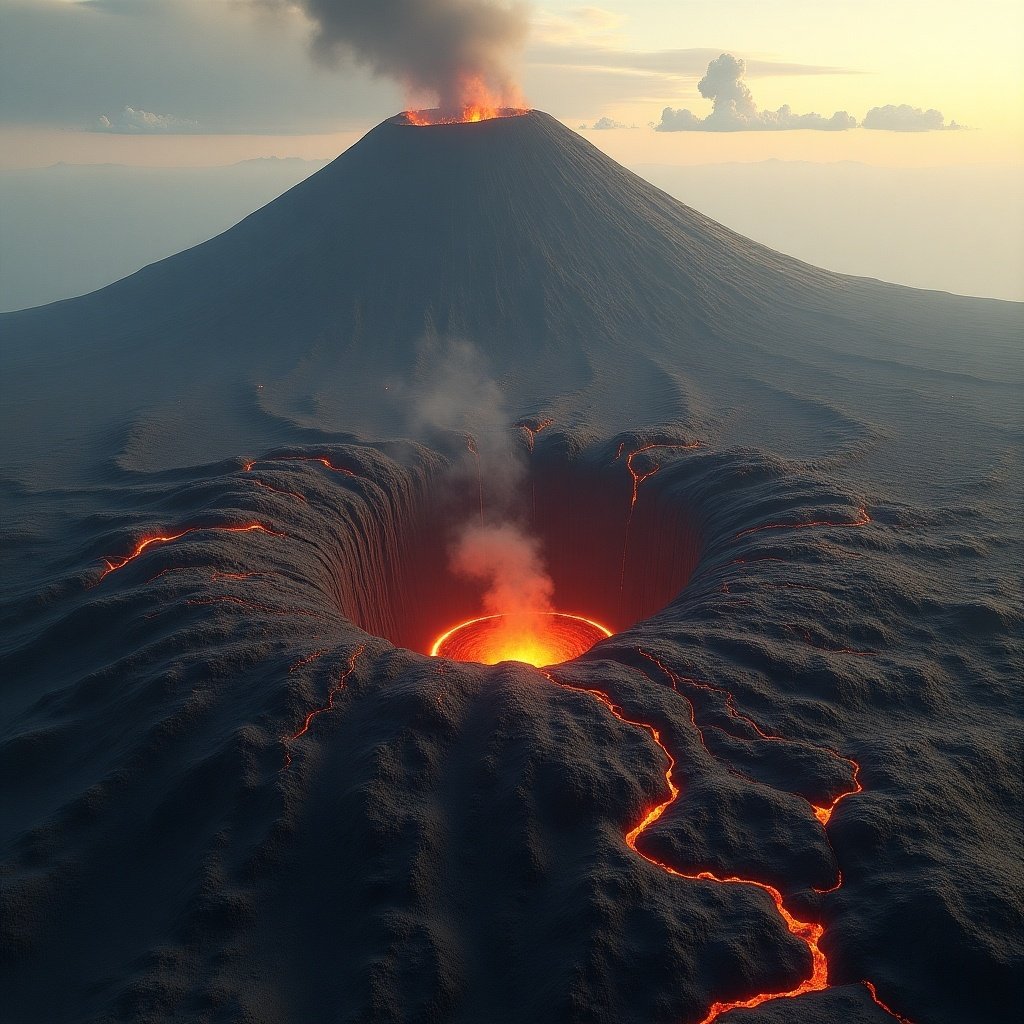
(269, 0, 529, 113)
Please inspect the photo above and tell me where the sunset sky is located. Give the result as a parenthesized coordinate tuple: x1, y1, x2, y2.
(2, 0, 1021, 168)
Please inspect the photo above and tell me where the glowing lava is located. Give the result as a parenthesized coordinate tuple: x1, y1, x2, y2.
(541, 662, 913, 1024)
(431, 611, 611, 667)
(401, 98, 528, 125)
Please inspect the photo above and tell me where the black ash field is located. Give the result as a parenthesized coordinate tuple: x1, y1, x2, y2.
(1, 111, 1022, 1024)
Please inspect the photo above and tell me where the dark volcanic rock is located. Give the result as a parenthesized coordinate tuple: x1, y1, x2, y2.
(0, 110, 1021, 1024)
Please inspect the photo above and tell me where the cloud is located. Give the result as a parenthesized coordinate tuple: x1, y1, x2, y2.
(532, 6, 625, 46)
(93, 106, 201, 134)
(655, 53, 856, 132)
(262, 1, 530, 113)
(588, 115, 629, 129)
(863, 104, 964, 132)
(530, 44, 857, 81)
(0, 0, 397, 134)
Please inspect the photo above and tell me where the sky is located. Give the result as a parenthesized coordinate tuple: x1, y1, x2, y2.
(2, 0, 1021, 167)
(1, 1, 1022, 307)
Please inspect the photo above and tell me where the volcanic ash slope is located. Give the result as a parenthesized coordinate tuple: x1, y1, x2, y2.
(0, 111, 1022, 1024)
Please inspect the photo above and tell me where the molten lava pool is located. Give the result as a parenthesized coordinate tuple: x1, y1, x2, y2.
(430, 612, 611, 667)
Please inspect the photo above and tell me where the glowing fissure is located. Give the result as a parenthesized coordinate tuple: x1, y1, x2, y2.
(289, 649, 329, 673)
(98, 523, 282, 581)
(242, 454, 357, 477)
(517, 417, 554, 453)
(618, 442, 701, 593)
(735, 506, 871, 540)
(282, 645, 365, 769)
(250, 478, 308, 503)
(538, 653, 912, 1024)
(635, 648, 861, 834)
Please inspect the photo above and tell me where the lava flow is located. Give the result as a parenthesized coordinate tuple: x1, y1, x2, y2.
(541, 664, 913, 1023)
(431, 611, 610, 667)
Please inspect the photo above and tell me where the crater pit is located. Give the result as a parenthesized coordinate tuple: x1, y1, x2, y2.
(329, 451, 704, 663)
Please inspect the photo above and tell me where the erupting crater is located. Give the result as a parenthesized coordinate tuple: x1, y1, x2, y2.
(400, 105, 530, 125)
(430, 611, 612, 667)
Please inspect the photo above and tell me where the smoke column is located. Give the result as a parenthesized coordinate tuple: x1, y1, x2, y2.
(275, 0, 529, 114)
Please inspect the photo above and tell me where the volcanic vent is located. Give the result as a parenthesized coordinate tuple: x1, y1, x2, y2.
(328, 438, 704, 665)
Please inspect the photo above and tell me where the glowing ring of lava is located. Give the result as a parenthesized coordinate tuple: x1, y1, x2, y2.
(430, 612, 611, 667)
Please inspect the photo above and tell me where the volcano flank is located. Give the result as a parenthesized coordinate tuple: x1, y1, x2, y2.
(0, 111, 1021, 1024)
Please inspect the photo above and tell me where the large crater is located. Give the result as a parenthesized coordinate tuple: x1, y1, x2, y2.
(330, 449, 704, 659)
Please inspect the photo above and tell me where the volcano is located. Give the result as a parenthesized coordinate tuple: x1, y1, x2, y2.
(1, 112, 1021, 1024)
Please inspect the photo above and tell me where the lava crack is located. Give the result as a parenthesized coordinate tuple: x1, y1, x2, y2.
(538, 659, 912, 1024)
(98, 523, 283, 581)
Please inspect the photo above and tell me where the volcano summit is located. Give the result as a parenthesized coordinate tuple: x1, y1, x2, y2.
(0, 112, 1021, 1024)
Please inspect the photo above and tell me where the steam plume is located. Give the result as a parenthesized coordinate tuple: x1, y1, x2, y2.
(452, 522, 553, 622)
(405, 338, 553, 642)
(275, 1, 529, 113)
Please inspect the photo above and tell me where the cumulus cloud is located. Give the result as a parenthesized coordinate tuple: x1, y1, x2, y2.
(589, 115, 630, 129)
(92, 106, 201, 134)
(655, 53, 856, 132)
(863, 104, 964, 132)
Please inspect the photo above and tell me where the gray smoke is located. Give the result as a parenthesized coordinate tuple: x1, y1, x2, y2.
(269, 1, 529, 113)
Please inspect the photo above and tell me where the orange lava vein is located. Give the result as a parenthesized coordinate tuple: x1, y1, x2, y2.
(736, 506, 871, 540)
(635, 648, 861, 830)
(283, 645, 365, 769)
(289, 648, 329, 673)
(518, 417, 554, 453)
(99, 523, 282, 580)
(864, 981, 915, 1024)
(250, 478, 308, 503)
(243, 455, 356, 477)
(538, 661, 912, 1024)
(618, 442, 701, 593)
